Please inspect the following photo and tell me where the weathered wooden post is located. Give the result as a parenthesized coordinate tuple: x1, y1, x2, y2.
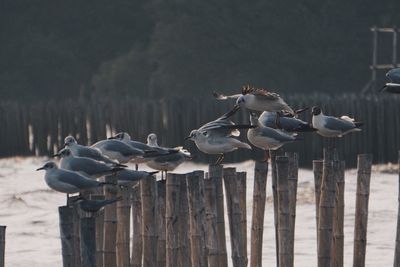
(250, 161, 268, 267)
(166, 174, 181, 267)
(116, 186, 131, 267)
(237, 171, 248, 261)
(72, 202, 82, 267)
(80, 215, 96, 267)
(131, 181, 142, 267)
(141, 175, 158, 267)
(186, 171, 208, 267)
(223, 167, 247, 267)
(0, 226, 5, 267)
(276, 156, 292, 267)
(209, 165, 228, 267)
(270, 150, 281, 267)
(156, 180, 166, 267)
(91, 195, 105, 267)
(103, 175, 118, 267)
(204, 175, 219, 267)
(394, 151, 400, 267)
(313, 159, 323, 246)
(178, 176, 191, 267)
(286, 152, 298, 266)
(318, 158, 336, 267)
(353, 154, 372, 267)
(333, 161, 345, 267)
(59, 206, 75, 267)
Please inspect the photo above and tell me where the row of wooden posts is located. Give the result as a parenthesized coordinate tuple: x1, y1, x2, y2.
(50, 149, 400, 267)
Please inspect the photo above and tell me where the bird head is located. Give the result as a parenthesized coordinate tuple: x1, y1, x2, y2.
(147, 133, 158, 146)
(36, 161, 57, 171)
(64, 136, 77, 147)
(311, 106, 322, 116)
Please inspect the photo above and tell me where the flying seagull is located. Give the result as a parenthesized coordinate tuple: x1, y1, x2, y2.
(381, 68, 400, 93)
(213, 85, 294, 115)
(311, 106, 363, 138)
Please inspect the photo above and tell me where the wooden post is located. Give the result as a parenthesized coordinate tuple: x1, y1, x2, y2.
(116, 186, 131, 267)
(286, 152, 298, 266)
(141, 176, 158, 267)
(157, 180, 166, 267)
(80, 216, 96, 267)
(318, 159, 336, 267)
(178, 177, 191, 267)
(237, 171, 248, 262)
(186, 171, 208, 267)
(59, 206, 75, 267)
(204, 175, 219, 267)
(72, 201, 82, 267)
(209, 165, 228, 267)
(333, 161, 345, 267)
(276, 156, 292, 267)
(394, 151, 400, 267)
(0, 226, 5, 267)
(166, 174, 181, 267)
(223, 167, 247, 267)
(131, 181, 142, 267)
(91, 195, 105, 267)
(250, 161, 268, 267)
(103, 175, 118, 267)
(353, 154, 372, 267)
(270, 150, 280, 267)
(313, 159, 323, 247)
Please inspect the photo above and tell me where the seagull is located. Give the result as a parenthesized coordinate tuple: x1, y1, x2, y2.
(259, 111, 316, 132)
(311, 106, 363, 138)
(91, 138, 145, 164)
(72, 196, 122, 213)
(248, 113, 301, 160)
(185, 108, 253, 165)
(145, 133, 192, 178)
(64, 136, 124, 166)
(54, 148, 124, 179)
(213, 85, 294, 115)
(114, 169, 158, 186)
(36, 161, 110, 204)
(381, 68, 400, 93)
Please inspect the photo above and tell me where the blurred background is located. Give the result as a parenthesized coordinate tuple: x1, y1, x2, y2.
(1, 0, 400, 165)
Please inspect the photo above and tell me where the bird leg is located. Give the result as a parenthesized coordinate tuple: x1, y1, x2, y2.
(263, 150, 270, 162)
(215, 154, 225, 165)
(161, 171, 164, 181)
(135, 164, 139, 171)
(66, 194, 70, 206)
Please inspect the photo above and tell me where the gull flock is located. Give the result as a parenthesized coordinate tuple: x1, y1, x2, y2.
(36, 68, 400, 208)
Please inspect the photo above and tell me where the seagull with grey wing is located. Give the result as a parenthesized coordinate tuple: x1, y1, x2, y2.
(114, 169, 159, 186)
(64, 136, 125, 167)
(381, 68, 400, 93)
(54, 148, 124, 179)
(213, 85, 294, 115)
(186, 106, 253, 165)
(259, 110, 316, 132)
(91, 137, 145, 164)
(72, 196, 122, 213)
(247, 112, 301, 160)
(311, 106, 363, 138)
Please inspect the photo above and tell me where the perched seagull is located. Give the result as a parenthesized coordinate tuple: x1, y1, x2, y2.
(381, 68, 400, 93)
(64, 136, 124, 166)
(311, 106, 363, 138)
(36, 161, 110, 203)
(213, 85, 294, 115)
(186, 108, 253, 165)
(145, 133, 192, 178)
(114, 169, 158, 186)
(72, 196, 122, 213)
(54, 148, 124, 179)
(259, 111, 316, 132)
(248, 113, 301, 160)
(91, 138, 145, 164)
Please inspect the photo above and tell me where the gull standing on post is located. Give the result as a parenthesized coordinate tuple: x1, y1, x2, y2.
(311, 106, 363, 138)
(214, 85, 294, 115)
(381, 68, 400, 93)
(186, 106, 253, 165)
(259, 110, 316, 132)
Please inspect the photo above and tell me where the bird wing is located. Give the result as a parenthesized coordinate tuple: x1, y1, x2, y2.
(95, 140, 144, 157)
(69, 157, 111, 175)
(57, 169, 99, 189)
(387, 68, 400, 83)
(242, 85, 281, 100)
(213, 91, 242, 100)
(324, 116, 356, 132)
(259, 127, 296, 142)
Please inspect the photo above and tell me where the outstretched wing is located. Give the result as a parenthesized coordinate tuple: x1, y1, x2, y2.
(213, 91, 242, 100)
(241, 85, 280, 100)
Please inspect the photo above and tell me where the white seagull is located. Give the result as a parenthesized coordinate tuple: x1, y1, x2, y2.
(186, 108, 253, 165)
(213, 85, 294, 115)
(311, 106, 363, 138)
(259, 110, 316, 133)
(381, 68, 400, 93)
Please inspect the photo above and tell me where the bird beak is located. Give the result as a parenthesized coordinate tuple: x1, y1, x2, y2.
(63, 143, 67, 147)
(184, 136, 191, 141)
(108, 136, 117, 140)
(233, 104, 240, 110)
(36, 166, 45, 171)
(52, 153, 60, 157)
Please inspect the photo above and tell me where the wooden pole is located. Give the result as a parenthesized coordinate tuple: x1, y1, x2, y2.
(0, 226, 5, 267)
(353, 154, 372, 267)
(237, 171, 248, 262)
(141, 176, 158, 267)
(59, 206, 75, 267)
(209, 165, 228, 267)
(131, 181, 142, 267)
(250, 161, 268, 267)
(204, 174, 219, 267)
(276, 156, 292, 267)
(186, 171, 208, 267)
(286, 152, 298, 266)
(116, 186, 131, 267)
(80, 216, 96, 267)
(313, 159, 323, 247)
(103, 175, 118, 267)
(157, 180, 166, 267)
(72, 201, 82, 267)
(223, 167, 247, 267)
(318, 159, 336, 267)
(178, 176, 191, 267)
(91, 195, 105, 267)
(394, 151, 400, 267)
(270, 150, 280, 267)
(333, 161, 345, 267)
(166, 174, 181, 267)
